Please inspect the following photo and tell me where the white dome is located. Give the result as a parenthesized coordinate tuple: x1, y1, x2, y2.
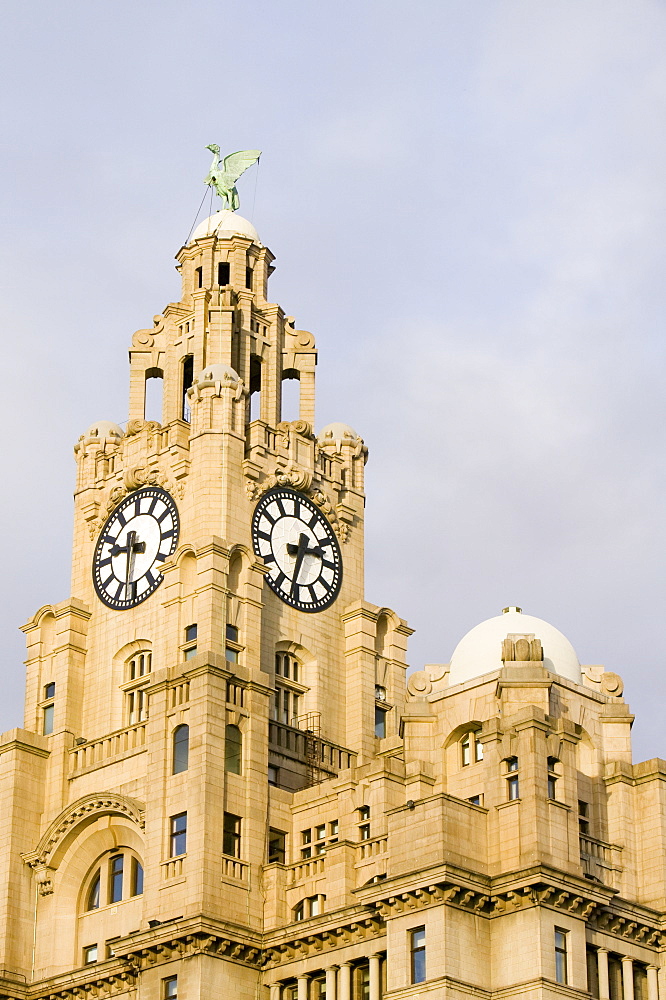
(449, 607, 581, 686)
(190, 211, 260, 244)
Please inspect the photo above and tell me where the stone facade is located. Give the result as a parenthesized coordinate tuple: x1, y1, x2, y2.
(2, 209, 664, 1000)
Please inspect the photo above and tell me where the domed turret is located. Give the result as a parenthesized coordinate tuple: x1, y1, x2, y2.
(317, 422, 362, 453)
(448, 607, 581, 686)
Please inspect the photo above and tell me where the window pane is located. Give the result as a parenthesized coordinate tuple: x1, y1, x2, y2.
(411, 926, 426, 984)
(44, 682, 55, 699)
(475, 737, 484, 761)
(109, 855, 124, 903)
(84, 945, 98, 965)
(185, 624, 197, 643)
(42, 703, 54, 735)
(225, 725, 242, 774)
(171, 813, 187, 856)
(375, 705, 387, 739)
(173, 725, 189, 773)
(268, 829, 286, 864)
(164, 976, 178, 999)
(131, 858, 144, 896)
(87, 871, 100, 911)
(226, 624, 238, 642)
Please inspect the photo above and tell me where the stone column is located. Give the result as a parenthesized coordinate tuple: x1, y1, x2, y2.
(597, 948, 610, 1000)
(325, 967, 338, 1000)
(297, 975, 309, 1000)
(338, 962, 352, 1000)
(369, 953, 382, 1000)
(269, 986, 281, 1000)
(622, 957, 635, 1000)
(647, 966, 659, 1000)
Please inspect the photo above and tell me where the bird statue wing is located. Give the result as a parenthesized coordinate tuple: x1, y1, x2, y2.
(221, 149, 262, 184)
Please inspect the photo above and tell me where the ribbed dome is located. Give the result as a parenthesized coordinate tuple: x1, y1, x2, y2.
(190, 210, 260, 244)
(449, 607, 581, 686)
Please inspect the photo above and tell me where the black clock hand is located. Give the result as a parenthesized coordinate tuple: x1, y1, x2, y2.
(110, 530, 146, 600)
(288, 533, 324, 598)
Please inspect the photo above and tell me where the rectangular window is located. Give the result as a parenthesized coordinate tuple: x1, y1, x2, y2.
(548, 757, 559, 799)
(185, 624, 198, 643)
(508, 775, 520, 800)
(44, 682, 56, 699)
(268, 764, 279, 786)
(359, 823, 371, 841)
(223, 812, 241, 858)
(579, 800, 590, 835)
(330, 820, 338, 836)
(461, 733, 471, 766)
(42, 703, 54, 735)
(315, 824, 326, 840)
(268, 829, 286, 865)
(226, 624, 238, 642)
(507, 756, 518, 771)
(83, 944, 98, 965)
(163, 976, 178, 999)
(218, 261, 230, 285)
(109, 855, 124, 903)
(170, 812, 187, 856)
(246, 266, 253, 289)
(410, 925, 426, 984)
(375, 705, 387, 738)
(555, 928, 568, 984)
(225, 646, 238, 663)
(195, 266, 203, 288)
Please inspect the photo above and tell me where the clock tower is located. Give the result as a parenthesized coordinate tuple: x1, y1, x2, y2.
(10, 204, 411, 996)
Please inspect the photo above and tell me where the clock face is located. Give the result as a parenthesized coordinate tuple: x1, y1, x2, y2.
(92, 486, 180, 610)
(251, 488, 342, 612)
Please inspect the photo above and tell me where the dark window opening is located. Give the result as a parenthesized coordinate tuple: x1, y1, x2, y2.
(223, 812, 242, 858)
(246, 266, 253, 289)
(185, 624, 197, 643)
(249, 354, 262, 421)
(86, 871, 101, 911)
(268, 828, 286, 864)
(44, 682, 55, 699)
(182, 355, 194, 422)
(555, 928, 568, 984)
(195, 266, 203, 288)
(218, 261, 230, 285)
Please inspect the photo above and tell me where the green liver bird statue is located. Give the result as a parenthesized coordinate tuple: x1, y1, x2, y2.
(204, 145, 261, 212)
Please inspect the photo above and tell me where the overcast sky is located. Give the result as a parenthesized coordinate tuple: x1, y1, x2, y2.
(2, 1, 666, 761)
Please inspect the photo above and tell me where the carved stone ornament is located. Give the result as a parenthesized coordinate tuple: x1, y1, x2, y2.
(22, 794, 145, 889)
(502, 634, 543, 662)
(277, 419, 314, 442)
(600, 671, 624, 697)
(125, 418, 161, 438)
(246, 473, 350, 542)
(87, 468, 182, 539)
(188, 365, 245, 403)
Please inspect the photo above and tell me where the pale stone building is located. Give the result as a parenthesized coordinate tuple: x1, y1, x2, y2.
(1, 208, 664, 1000)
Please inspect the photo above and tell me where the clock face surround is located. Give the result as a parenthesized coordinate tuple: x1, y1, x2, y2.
(251, 488, 342, 612)
(92, 486, 180, 610)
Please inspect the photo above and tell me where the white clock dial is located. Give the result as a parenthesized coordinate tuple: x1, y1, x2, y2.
(92, 487, 179, 609)
(251, 488, 342, 612)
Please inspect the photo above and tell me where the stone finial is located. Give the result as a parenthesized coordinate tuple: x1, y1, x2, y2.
(502, 634, 543, 662)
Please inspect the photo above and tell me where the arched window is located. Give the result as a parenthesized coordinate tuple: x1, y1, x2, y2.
(173, 724, 189, 774)
(124, 650, 151, 726)
(144, 368, 163, 423)
(82, 850, 143, 912)
(225, 724, 242, 774)
(273, 652, 303, 726)
(281, 368, 300, 422)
